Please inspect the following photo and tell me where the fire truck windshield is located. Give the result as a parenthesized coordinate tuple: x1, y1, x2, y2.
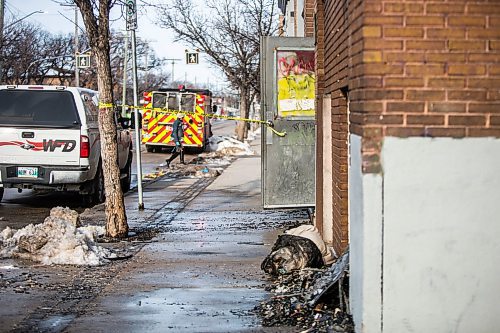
(180, 94, 195, 112)
(152, 93, 167, 109)
(150, 92, 195, 112)
(167, 94, 179, 110)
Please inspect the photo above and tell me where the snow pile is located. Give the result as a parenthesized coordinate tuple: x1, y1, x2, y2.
(246, 126, 261, 142)
(192, 154, 232, 167)
(0, 207, 112, 266)
(206, 135, 255, 156)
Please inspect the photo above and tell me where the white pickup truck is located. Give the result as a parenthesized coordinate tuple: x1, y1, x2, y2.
(0, 85, 133, 206)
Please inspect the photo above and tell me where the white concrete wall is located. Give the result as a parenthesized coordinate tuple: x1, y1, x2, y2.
(349, 135, 383, 333)
(321, 96, 333, 244)
(349, 135, 500, 333)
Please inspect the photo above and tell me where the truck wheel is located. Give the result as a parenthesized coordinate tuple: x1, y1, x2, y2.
(121, 153, 132, 193)
(0, 188, 4, 203)
(92, 164, 106, 204)
(146, 145, 155, 153)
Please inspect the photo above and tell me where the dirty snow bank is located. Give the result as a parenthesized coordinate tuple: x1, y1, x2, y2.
(206, 135, 255, 156)
(0, 207, 113, 266)
(246, 126, 261, 142)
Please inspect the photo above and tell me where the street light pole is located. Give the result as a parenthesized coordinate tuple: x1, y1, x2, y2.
(59, 4, 79, 87)
(4, 10, 44, 30)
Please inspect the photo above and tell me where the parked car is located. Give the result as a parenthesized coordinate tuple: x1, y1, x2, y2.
(0, 85, 133, 206)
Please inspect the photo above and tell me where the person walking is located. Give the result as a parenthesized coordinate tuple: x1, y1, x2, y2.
(166, 113, 185, 168)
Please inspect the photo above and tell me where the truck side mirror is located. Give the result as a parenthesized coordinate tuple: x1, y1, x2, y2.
(212, 105, 218, 114)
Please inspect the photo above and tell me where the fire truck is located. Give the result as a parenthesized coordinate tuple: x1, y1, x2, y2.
(141, 87, 213, 153)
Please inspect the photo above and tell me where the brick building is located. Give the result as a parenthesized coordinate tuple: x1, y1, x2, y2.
(280, 0, 500, 331)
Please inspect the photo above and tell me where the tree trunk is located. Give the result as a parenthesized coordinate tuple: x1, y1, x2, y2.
(236, 86, 249, 142)
(95, 49, 128, 238)
(75, 0, 128, 238)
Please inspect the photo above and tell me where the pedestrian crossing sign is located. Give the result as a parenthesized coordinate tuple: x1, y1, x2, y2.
(186, 52, 199, 65)
(77, 54, 91, 68)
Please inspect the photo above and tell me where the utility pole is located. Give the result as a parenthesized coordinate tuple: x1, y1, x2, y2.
(60, 3, 79, 86)
(74, 6, 79, 86)
(0, 0, 5, 84)
(121, 31, 129, 119)
(165, 58, 181, 84)
(293, 0, 298, 36)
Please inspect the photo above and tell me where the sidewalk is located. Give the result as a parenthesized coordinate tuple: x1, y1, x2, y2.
(67, 133, 308, 332)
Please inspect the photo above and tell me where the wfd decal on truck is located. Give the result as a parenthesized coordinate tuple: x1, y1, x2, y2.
(42, 139, 77, 152)
(0, 140, 76, 152)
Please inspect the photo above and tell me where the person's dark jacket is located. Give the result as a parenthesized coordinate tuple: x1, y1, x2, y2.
(172, 118, 184, 146)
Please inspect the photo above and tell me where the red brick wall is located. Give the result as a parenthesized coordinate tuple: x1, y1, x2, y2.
(304, 0, 315, 37)
(315, 0, 500, 250)
(315, 0, 363, 254)
(314, 0, 325, 238)
(352, 0, 500, 172)
(315, 0, 500, 252)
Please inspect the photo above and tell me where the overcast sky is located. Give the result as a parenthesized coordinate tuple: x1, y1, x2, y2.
(5, 0, 224, 89)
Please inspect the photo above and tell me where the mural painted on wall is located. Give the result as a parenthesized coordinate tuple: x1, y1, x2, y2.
(276, 50, 315, 118)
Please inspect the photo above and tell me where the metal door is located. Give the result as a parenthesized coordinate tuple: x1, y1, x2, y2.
(261, 36, 316, 208)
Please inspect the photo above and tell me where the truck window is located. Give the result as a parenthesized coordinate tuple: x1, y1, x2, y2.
(167, 93, 179, 110)
(180, 94, 195, 112)
(152, 93, 167, 109)
(0, 89, 80, 127)
(81, 92, 98, 123)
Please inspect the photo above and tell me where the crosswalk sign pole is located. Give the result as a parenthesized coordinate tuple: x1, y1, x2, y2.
(127, 0, 144, 210)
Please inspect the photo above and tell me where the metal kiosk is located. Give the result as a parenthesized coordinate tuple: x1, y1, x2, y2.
(261, 36, 316, 209)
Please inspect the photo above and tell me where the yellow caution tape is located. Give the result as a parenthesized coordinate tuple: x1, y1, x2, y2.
(98, 102, 287, 137)
(98, 102, 114, 108)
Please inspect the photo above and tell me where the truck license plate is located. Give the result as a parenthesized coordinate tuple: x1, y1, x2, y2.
(17, 167, 38, 178)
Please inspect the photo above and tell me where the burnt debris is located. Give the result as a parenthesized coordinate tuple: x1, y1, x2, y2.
(261, 234, 324, 276)
(257, 245, 353, 332)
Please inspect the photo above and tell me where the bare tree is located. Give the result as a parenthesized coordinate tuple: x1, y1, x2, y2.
(73, 0, 128, 238)
(1, 22, 44, 84)
(33, 33, 75, 85)
(1, 20, 80, 85)
(109, 32, 169, 103)
(154, 0, 278, 141)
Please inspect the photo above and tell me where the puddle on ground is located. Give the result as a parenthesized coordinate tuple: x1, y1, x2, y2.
(38, 314, 76, 332)
(124, 287, 265, 332)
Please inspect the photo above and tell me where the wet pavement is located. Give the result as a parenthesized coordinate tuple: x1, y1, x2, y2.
(0, 130, 310, 332)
